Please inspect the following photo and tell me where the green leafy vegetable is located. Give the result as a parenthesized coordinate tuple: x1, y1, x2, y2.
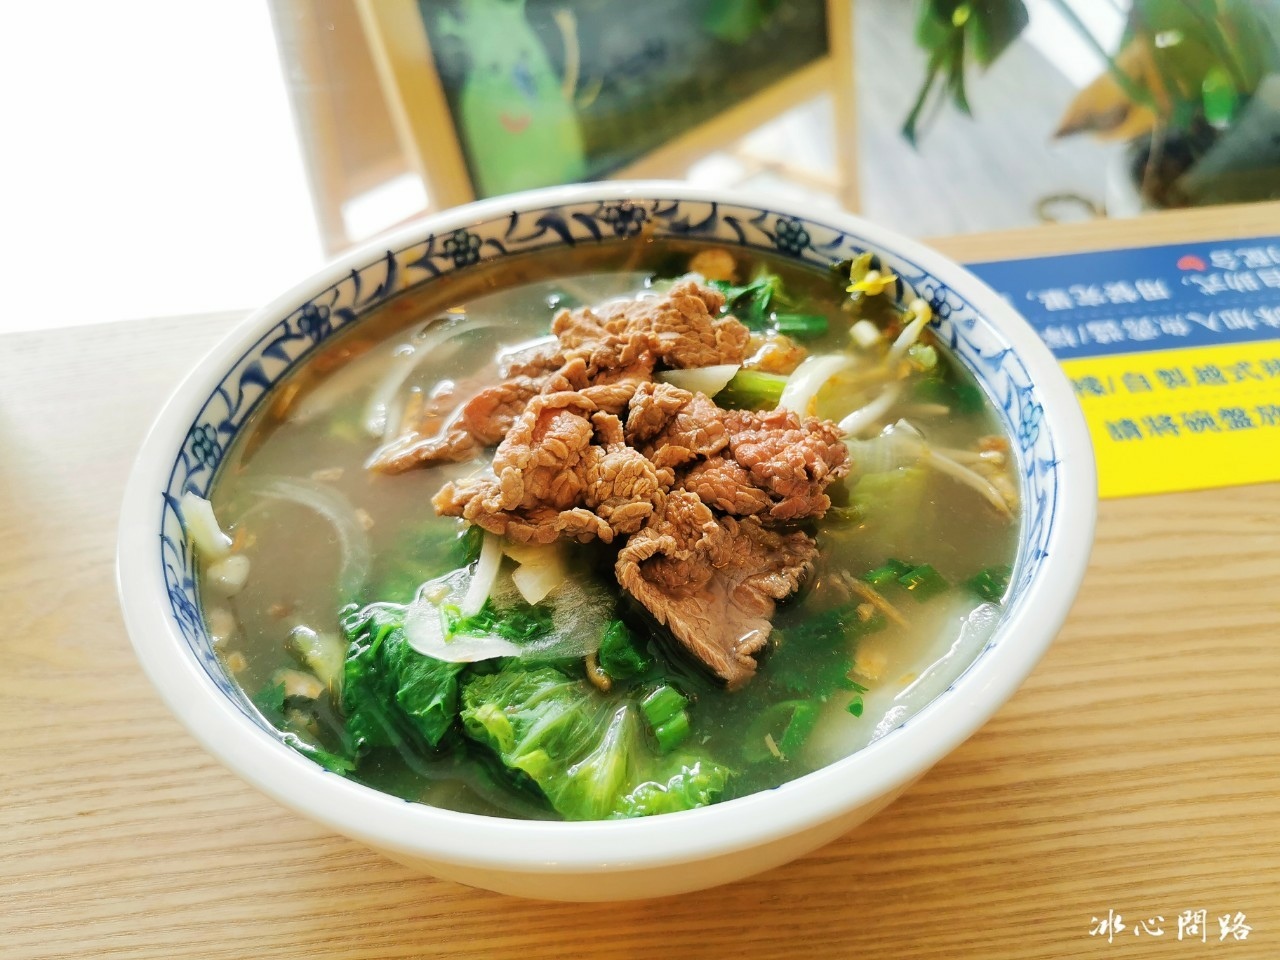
(341, 602, 465, 755)
(850, 467, 929, 544)
(612, 761, 731, 818)
(446, 597, 554, 644)
(714, 369, 788, 411)
(252, 679, 354, 773)
(597, 619, 652, 681)
(709, 271, 788, 330)
(373, 519, 482, 603)
(460, 664, 729, 820)
(280, 732, 355, 773)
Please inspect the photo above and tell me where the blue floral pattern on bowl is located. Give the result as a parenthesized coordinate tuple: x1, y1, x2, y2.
(160, 198, 1061, 730)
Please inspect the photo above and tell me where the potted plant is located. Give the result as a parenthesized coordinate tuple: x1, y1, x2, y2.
(905, 0, 1280, 212)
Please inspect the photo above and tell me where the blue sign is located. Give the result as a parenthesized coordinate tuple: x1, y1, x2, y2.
(965, 236, 1280, 360)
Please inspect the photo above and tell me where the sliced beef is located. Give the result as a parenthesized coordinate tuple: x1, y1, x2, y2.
(433, 392, 665, 544)
(623, 384, 848, 521)
(367, 375, 544, 474)
(624, 381, 728, 472)
(681, 408, 848, 521)
(595, 281, 750, 369)
(540, 353, 655, 416)
(615, 492, 817, 688)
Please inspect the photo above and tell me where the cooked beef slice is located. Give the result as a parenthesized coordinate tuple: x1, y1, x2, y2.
(624, 381, 729, 472)
(540, 353, 655, 416)
(623, 384, 848, 521)
(433, 392, 665, 544)
(367, 375, 544, 474)
(681, 408, 849, 521)
(370, 282, 748, 475)
(615, 492, 817, 688)
(595, 280, 750, 369)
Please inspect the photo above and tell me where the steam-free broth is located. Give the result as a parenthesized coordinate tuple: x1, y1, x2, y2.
(197, 242, 1019, 820)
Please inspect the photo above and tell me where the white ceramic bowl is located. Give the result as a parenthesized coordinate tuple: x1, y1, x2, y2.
(118, 182, 1095, 901)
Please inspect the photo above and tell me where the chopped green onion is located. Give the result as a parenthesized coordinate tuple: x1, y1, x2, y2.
(966, 565, 1012, 603)
(863, 559, 913, 588)
(714, 369, 788, 410)
(898, 563, 948, 601)
(652, 712, 690, 753)
(641, 684, 691, 754)
(772, 312, 829, 338)
(847, 681, 870, 718)
(641, 685, 687, 727)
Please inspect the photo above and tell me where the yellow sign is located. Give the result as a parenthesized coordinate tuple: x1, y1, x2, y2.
(1060, 341, 1280, 498)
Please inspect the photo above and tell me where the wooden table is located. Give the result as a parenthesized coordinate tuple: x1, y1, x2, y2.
(4, 203, 1279, 959)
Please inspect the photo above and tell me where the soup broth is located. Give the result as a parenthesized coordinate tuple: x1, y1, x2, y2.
(200, 241, 1020, 820)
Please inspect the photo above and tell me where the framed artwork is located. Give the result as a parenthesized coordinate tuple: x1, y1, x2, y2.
(358, 0, 854, 208)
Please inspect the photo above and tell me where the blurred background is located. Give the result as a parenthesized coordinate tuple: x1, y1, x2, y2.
(3, 0, 1277, 334)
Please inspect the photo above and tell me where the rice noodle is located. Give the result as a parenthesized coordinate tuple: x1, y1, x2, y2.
(777, 354, 854, 417)
(240, 476, 372, 600)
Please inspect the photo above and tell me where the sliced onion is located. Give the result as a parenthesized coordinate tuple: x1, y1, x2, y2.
(838, 383, 902, 436)
(505, 541, 570, 605)
(404, 564, 522, 663)
(181, 492, 232, 560)
(241, 476, 372, 600)
(656, 364, 740, 397)
(290, 347, 398, 426)
(362, 317, 506, 438)
(461, 532, 503, 617)
(405, 603, 523, 662)
(845, 419, 1014, 517)
(843, 420, 924, 474)
(777, 354, 854, 417)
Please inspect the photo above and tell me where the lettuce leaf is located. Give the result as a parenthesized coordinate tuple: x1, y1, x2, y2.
(460, 664, 731, 820)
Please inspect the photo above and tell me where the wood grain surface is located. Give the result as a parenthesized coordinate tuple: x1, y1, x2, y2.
(3, 204, 1279, 959)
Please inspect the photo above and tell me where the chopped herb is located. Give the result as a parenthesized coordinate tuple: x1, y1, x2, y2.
(898, 563, 949, 601)
(846, 681, 869, 718)
(772, 312, 829, 339)
(966, 565, 1012, 603)
(862, 559, 913, 588)
(597, 619, 652, 682)
(641, 684, 691, 753)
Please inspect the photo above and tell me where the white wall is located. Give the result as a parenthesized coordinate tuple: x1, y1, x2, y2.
(0, 1, 324, 333)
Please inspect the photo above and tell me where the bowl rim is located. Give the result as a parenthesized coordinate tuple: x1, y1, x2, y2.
(117, 180, 1096, 873)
